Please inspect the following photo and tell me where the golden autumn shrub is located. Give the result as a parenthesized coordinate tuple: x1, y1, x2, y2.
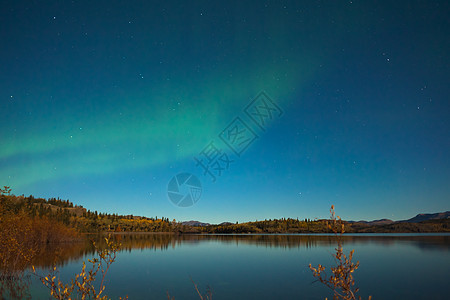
(0, 195, 80, 299)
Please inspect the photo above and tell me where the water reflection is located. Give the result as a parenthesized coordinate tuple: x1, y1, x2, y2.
(29, 233, 450, 269)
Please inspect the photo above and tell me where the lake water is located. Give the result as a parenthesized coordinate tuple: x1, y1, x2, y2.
(28, 233, 450, 299)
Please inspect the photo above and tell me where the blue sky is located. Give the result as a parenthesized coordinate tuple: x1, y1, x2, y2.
(1, 1, 449, 223)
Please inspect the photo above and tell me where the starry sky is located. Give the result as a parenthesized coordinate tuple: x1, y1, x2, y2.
(1, 1, 449, 223)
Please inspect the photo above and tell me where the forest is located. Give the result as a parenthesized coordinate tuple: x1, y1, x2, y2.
(1, 186, 448, 239)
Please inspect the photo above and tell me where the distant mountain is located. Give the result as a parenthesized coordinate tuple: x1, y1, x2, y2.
(182, 212, 450, 229)
(401, 211, 450, 223)
(349, 219, 394, 226)
(181, 220, 210, 227)
(348, 211, 450, 225)
(218, 222, 233, 226)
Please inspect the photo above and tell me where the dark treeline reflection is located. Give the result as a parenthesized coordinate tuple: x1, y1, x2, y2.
(30, 233, 450, 269)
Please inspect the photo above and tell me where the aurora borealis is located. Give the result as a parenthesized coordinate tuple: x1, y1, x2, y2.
(1, 1, 449, 223)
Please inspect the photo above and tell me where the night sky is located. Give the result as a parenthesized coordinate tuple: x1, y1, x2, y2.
(1, 1, 449, 223)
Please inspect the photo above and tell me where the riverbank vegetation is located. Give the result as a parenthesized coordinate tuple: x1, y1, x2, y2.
(0, 187, 79, 299)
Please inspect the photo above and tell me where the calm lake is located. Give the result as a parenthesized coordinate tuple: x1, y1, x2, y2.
(29, 233, 450, 299)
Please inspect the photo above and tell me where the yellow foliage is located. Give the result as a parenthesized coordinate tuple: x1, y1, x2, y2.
(33, 235, 128, 300)
(309, 206, 371, 300)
